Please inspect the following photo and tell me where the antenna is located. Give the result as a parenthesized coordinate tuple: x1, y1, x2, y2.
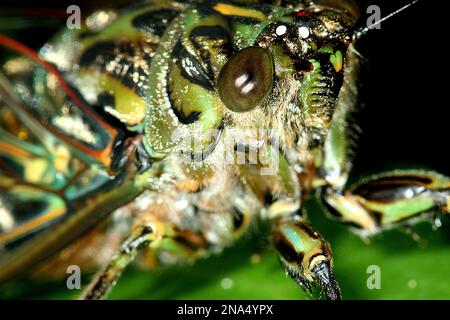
(354, 0, 420, 40)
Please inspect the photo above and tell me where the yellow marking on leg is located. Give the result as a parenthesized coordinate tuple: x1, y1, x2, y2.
(326, 191, 377, 234)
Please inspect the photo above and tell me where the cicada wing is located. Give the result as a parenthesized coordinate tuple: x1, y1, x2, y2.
(0, 36, 145, 282)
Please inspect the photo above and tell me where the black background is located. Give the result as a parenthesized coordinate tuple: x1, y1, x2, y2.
(352, 0, 449, 179)
(1, 0, 448, 179)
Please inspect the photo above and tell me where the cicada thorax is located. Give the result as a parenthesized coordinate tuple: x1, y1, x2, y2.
(41, 1, 189, 130)
(40, 1, 233, 191)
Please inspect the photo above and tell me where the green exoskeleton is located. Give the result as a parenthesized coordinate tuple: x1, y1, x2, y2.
(0, 0, 448, 300)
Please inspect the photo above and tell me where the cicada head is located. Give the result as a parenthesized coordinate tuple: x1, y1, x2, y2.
(144, 0, 361, 172)
(216, 0, 361, 163)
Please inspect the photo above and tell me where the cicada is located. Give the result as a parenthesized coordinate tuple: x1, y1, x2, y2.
(0, 0, 448, 300)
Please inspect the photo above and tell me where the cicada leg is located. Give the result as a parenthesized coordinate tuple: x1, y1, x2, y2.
(272, 214, 341, 300)
(319, 104, 450, 236)
(321, 170, 450, 236)
(237, 143, 341, 300)
(317, 62, 450, 234)
(80, 225, 154, 300)
(317, 41, 450, 235)
(80, 220, 210, 300)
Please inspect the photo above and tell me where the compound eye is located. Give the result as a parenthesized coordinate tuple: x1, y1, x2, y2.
(218, 47, 274, 113)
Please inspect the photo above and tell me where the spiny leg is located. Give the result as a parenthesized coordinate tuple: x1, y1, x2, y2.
(271, 214, 341, 300)
(80, 225, 156, 300)
(320, 106, 450, 234)
(321, 170, 450, 235)
(80, 226, 208, 300)
(241, 143, 342, 299)
(80, 221, 208, 300)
